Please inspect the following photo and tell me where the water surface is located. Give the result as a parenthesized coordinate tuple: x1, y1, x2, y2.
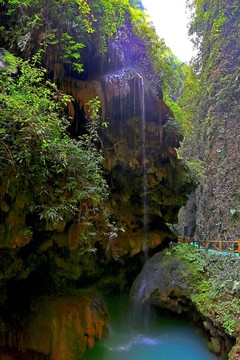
(82, 294, 220, 360)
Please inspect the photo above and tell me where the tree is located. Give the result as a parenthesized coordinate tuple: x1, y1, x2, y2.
(0, 52, 109, 250)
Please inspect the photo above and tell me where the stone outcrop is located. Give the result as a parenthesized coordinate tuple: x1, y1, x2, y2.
(179, 0, 240, 241)
(130, 249, 239, 359)
(0, 291, 108, 360)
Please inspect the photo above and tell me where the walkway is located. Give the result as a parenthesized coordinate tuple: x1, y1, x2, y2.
(178, 236, 240, 257)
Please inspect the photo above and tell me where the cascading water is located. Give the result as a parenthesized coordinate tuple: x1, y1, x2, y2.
(138, 75, 149, 262)
(104, 70, 149, 262)
(104, 69, 132, 130)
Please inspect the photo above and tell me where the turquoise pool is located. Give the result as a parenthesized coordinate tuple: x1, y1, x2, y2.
(82, 295, 220, 360)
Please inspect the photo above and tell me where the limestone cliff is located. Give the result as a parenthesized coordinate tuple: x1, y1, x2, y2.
(61, 25, 192, 236)
(0, 21, 192, 289)
(0, 3, 194, 359)
(0, 291, 108, 360)
(179, 0, 240, 241)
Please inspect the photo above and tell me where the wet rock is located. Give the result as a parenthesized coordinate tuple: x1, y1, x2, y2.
(211, 336, 221, 354)
(130, 253, 190, 312)
(1, 291, 108, 360)
(130, 250, 238, 359)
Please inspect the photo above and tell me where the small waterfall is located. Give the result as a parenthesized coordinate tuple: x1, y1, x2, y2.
(138, 76, 149, 262)
(130, 265, 152, 329)
(104, 69, 149, 260)
(129, 76, 150, 329)
(104, 69, 133, 131)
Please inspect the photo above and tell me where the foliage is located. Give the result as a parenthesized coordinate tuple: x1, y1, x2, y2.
(163, 94, 185, 138)
(1, 0, 195, 142)
(0, 48, 18, 73)
(1, 0, 95, 71)
(183, 159, 204, 185)
(130, 9, 183, 94)
(86, 96, 108, 139)
(128, 8, 195, 139)
(171, 243, 206, 274)
(168, 244, 240, 335)
(182, 0, 240, 239)
(177, 65, 202, 136)
(0, 54, 109, 250)
(188, 0, 230, 54)
(0, 0, 130, 72)
(90, 0, 129, 53)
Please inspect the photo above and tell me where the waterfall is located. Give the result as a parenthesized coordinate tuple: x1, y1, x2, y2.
(104, 69, 132, 130)
(138, 76, 149, 262)
(104, 69, 149, 260)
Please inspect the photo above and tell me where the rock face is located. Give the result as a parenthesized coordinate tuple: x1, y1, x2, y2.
(0, 291, 108, 360)
(61, 25, 192, 237)
(180, 0, 240, 241)
(130, 249, 239, 359)
(0, 22, 193, 293)
(130, 252, 193, 313)
(0, 21, 193, 359)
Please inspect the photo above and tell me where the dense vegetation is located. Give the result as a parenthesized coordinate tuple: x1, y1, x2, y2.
(1, 0, 238, 246)
(0, 0, 194, 253)
(179, 0, 240, 239)
(166, 244, 240, 337)
(0, 1, 239, 358)
(0, 0, 191, 123)
(0, 52, 111, 251)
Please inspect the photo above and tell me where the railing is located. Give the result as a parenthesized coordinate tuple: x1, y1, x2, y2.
(178, 236, 240, 255)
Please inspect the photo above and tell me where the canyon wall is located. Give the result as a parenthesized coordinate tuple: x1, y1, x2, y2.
(180, 0, 240, 241)
(0, 8, 194, 359)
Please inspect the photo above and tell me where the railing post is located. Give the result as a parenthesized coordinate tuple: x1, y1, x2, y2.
(219, 240, 222, 252)
(238, 240, 240, 254)
(206, 241, 209, 252)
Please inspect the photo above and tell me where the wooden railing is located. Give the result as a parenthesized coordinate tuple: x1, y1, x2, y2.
(178, 236, 240, 255)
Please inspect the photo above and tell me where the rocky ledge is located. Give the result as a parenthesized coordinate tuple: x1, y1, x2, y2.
(130, 244, 240, 359)
(0, 290, 108, 360)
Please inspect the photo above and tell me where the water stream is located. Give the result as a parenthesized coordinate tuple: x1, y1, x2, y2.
(82, 294, 220, 360)
(138, 76, 149, 261)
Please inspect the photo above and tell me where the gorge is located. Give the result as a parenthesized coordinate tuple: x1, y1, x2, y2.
(0, 0, 239, 359)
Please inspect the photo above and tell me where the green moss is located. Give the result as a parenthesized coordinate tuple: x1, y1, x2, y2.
(228, 338, 240, 360)
(165, 244, 240, 336)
